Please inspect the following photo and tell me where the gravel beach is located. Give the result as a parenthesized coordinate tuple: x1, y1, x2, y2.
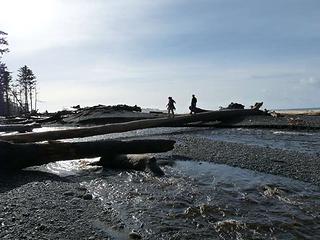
(0, 171, 119, 240)
(168, 134, 320, 185)
(1, 114, 320, 239)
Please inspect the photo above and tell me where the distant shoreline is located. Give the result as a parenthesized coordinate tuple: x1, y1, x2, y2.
(273, 107, 320, 111)
(270, 107, 320, 116)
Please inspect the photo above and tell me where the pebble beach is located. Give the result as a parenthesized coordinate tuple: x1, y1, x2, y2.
(1, 112, 320, 239)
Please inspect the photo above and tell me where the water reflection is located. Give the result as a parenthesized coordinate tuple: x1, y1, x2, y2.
(198, 128, 320, 155)
(69, 160, 320, 239)
(21, 126, 320, 238)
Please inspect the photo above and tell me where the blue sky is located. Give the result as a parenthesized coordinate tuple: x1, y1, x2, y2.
(0, 0, 319, 112)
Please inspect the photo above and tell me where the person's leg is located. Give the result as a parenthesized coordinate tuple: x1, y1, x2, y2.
(169, 109, 174, 117)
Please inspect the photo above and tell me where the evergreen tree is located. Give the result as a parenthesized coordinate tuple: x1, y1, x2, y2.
(1, 67, 12, 115)
(17, 65, 36, 113)
(0, 31, 9, 55)
(0, 31, 9, 115)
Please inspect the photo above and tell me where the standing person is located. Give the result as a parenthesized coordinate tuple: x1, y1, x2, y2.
(167, 96, 176, 117)
(190, 94, 197, 114)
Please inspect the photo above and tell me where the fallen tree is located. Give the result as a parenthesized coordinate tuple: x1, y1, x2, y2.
(0, 109, 265, 143)
(189, 106, 208, 113)
(0, 139, 175, 171)
(0, 123, 41, 133)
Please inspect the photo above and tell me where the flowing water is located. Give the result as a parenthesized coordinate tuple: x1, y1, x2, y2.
(195, 128, 320, 156)
(42, 159, 320, 239)
(33, 127, 320, 239)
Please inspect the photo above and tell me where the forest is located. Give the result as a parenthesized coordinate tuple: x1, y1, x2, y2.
(0, 31, 38, 116)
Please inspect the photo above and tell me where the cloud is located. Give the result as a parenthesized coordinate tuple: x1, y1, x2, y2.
(250, 72, 304, 80)
(0, 0, 182, 56)
(299, 77, 320, 87)
(2, 0, 320, 111)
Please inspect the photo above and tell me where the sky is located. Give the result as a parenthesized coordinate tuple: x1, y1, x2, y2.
(0, 0, 319, 112)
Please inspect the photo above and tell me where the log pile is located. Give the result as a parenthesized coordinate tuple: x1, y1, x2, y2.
(0, 109, 264, 143)
(0, 108, 265, 174)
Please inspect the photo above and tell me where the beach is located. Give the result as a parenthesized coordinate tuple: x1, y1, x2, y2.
(1, 112, 320, 239)
(2, 0, 320, 238)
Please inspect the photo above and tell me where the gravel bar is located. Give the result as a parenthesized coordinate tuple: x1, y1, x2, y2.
(165, 134, 320, 185)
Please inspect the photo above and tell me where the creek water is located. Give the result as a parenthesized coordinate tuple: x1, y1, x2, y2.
(195, 128, 320, 156)
(35, 127, 320, 239)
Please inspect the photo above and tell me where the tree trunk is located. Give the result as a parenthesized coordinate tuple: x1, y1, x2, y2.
(0, 84, 4, 116)
(24, 85, 28, 113)
(10, 88, 25, 111)
(34, 89, 37, 112)
(0, 139, 175, 171)
(0, 109, 265, 143)
(0, 123, 41, 133)
(5, 89, 10, 116)
(29, 89, 33, 113)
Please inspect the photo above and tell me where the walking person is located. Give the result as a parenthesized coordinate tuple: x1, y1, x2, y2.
(189, 94, 197, 114)
(167, 96, 176, 117)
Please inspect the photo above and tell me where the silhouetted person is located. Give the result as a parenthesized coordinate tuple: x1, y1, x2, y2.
(167, 97, 176, 117)
(189, 94, 197, 114)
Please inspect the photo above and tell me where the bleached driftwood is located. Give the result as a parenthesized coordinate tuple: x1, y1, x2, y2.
(0, 109, 264, 143)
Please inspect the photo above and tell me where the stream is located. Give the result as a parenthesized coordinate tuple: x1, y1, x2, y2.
(32, 127, 320, 239)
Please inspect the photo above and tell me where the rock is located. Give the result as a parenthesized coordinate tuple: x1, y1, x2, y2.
(59, 207, 66, 212)
(70, 197, 81, 204)
(129, 231, 142, 239)
(37, 224, 46, 231)
(82, 193, 93, 200)
(77, 186, 87, 191)
(63, 191, 75, 196)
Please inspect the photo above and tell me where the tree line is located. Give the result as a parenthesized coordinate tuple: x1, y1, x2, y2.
(0, 31, 38, 116)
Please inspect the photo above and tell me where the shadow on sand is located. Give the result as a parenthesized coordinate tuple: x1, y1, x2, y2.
(0, 169, 70, 193)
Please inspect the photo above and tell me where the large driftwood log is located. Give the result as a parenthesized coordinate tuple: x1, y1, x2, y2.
(0, 139, 175, 171)
(97, 154, 165, 176)
(0, 109, 264, 143)
(0, 123, 41, 133)
(189, 106, 208, 113)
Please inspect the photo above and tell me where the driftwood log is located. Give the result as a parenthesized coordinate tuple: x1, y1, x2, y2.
(0, 123, 41, 133)
(0, 109, 264, 143)
(0, 139, 175, 171)
(96, 154, 165, 176)
(189, 106, 208, 113)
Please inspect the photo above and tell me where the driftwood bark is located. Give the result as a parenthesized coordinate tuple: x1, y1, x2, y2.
(0, 139, 175, 171)
(0, 109, 264, 143)
(0, 123, 41, 133)
(97, 154, 165, 176)
(189, 106, 208, 113)
(36, 112, 65, 123)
